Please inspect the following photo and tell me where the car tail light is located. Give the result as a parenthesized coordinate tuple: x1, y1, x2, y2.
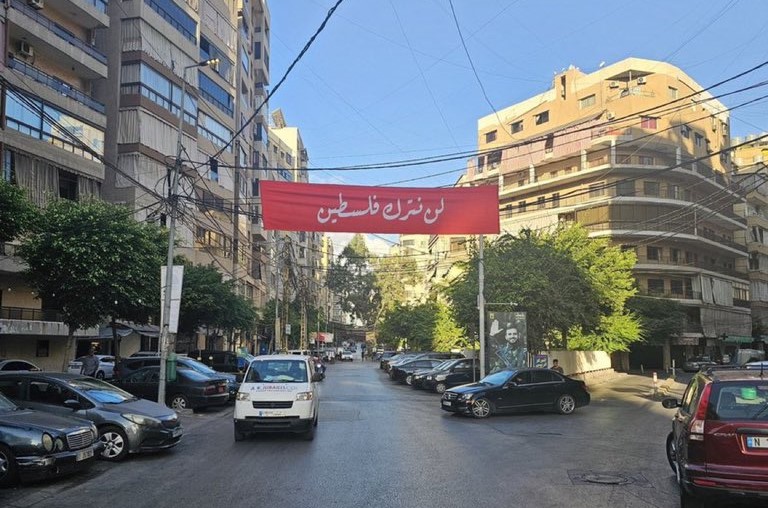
(204, 384, 217, 395)
(689, 383, 712, 442)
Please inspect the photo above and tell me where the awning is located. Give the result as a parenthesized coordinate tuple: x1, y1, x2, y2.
(97, 322, 160, 339)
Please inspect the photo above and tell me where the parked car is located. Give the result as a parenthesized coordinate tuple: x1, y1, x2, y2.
(662, 367, 768, 506)
(234, 355, 321, 441)
(129, 351, 161, 357)
(340, 350, 354, 362)
(378, 351, 398, 369)
(728, 348, 766, 366)
(67, 355, 115, 379)
(0, 391, 101, 487)
(386, 352, 464, 373)
(411, 360, 454, 389)
(111, 366, 229, 412)
(421, 358, 481, 393)
(188, 350, 245, 380)
(114, 356, 238, 399)
(0, 372, 182, 462)
(441, 368, 590, 418)
(0, 359, 41, 372)
(681, 355, 718, 373)
(390, 359, 445, 384)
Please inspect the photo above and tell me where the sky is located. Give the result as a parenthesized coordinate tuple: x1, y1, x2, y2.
(267, 0, 768, 254)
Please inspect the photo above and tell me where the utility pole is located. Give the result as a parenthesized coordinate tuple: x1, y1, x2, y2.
(478, 234, 486, 379)
(159, 58, 218, 405)
(274, 235, 281, 352)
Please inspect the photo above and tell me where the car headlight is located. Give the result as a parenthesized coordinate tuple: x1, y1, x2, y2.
(122, 413, 162, 427)
(426, 376, 433, 380)
(236, 391, 250, 401)
(54, 438, 65, 451)
(435, 374, 447, 381)
(296, 392, 313, 401)
(42, 433, 54, 452)
(459, 393, 473, 401)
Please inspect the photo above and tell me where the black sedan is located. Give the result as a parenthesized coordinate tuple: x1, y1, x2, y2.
(441, 368, 590, 418)
(0, 392, 101, 486)
(390, 359, 444, 385)
(112, 367, 229, 411)
(681, 355, 718, 373)
(420, 358, 480, 393)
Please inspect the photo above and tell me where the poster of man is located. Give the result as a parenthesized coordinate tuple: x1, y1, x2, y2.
(487, 311, 527, 373)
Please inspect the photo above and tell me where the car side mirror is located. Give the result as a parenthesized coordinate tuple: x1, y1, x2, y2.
(505, 382, 517, 388)
(661, 398, 681, 409)
(311, 373, 323, 382)
(63, 399, 82, 411)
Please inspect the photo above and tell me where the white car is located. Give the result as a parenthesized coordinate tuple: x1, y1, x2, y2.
(340, 350, 354, 362)
(234, 355, 320, 441)
(0, 359, 42, 372)
(67, 355, 115, 379)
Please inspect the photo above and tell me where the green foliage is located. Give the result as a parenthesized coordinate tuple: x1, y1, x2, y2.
(327, 234, 381, 325)
(567, 312, 643, 353)
(377, 300, 465, 352)
(626, 296, 686, 345)
(18, 200, 166, 330)
(0, 179, 38, 244)
(372, 253, 419, 315)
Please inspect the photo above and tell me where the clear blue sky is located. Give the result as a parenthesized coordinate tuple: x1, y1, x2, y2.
(268, 0, 768, 252)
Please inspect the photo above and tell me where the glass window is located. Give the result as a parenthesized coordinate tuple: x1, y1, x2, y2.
(640, 116, 657, 129)
(199, 73, 234, 116)
(246, 360, 308, 383)
(254, 41, 261, 59)
(200, 36, 234, 83)
(616, 180, 635, 196)
(647, 246, 661, 261)
(510, 120, 523, 133)
(198, 113, 233, 151)
(579, 94, 596, 109)
(644, 181, 659, 196)
(144, 0, 197, 42)
(531, 370, 557, 383)
(535, 111, 549, 125)
(589, 183, 605, 198)
(485, 130, 497, 143)
(647, 278, 665, 295)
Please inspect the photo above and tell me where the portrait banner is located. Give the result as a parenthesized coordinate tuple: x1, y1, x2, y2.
(260, 181, 500, 234)
(486, 311, 527, 373)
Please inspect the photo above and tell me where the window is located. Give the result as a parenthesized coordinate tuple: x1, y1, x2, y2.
(616, 180, 635, 196)
(639, 155, 654, 165)
(200, 36, 234, 83)
(544, 134, 554, 153)
(681, 125, 690, 138)
(476, 155, 485, 172)
(198, 113, 233, 152)
(199, 73, 234, 116)
(589, 183, 605, 198)
(579, 94, 596, 109)
(647, 279, 665, 295)
(647, 246, 661, 261)
(750, 252, 760, 270)
(123, 63, 198, 124)
(3, 150, 15, 184)
(535, 111, 549, 125)
(671, 248, 680, 262)
(667, 185, 681, 199)
(668, 87, 678, 100)
(670, 280, 684, 296)
(59, 169, 78, 201)
(254, 41, 261, 59)
(510, 120, 523, 133)
(644, 181, 660, 196)
(518, 201, 527, 213)
(531, 370, 558, 383)
(537, 196, 546, 209)
(640, 116, 657, 129)
(518, 179, 525, 187)
(485, 130, 497, 143)
(695, 133, 704, 147)
(551, 192, 560, 208)
(487, 150, 501, 168)
(36, 340, 50, 358)
(240, 51, 250, 74)
(144, 0, 197, 42)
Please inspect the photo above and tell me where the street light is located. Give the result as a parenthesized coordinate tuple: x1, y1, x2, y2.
(158, 57, 220, 406)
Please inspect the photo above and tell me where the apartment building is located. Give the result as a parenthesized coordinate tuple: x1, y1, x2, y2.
(0, 0, 109, 368)
(389, 234, 432, 304)
(733, 135, 768, 333)
(460, 58, 751, 368)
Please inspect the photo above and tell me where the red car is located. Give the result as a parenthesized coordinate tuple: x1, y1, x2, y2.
(662, 367, 768, 507)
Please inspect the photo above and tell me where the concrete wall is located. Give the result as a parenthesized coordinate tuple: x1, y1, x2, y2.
(545, 350, 613, 381)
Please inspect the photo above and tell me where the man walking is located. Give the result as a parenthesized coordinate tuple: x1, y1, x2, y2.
(551, 359, 564, 374)
(81, 349, 99, 377)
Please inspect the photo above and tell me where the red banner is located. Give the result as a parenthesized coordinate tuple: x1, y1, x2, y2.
(261, 181, 499, 234)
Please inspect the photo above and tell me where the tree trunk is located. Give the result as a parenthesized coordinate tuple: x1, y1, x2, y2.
(61, 326, 76, 372)
(111, 316, 120, 358)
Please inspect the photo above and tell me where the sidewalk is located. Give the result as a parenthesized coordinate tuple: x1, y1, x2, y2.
(593, 370, 688, 400)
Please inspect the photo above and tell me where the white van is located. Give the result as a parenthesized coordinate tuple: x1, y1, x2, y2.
(234, 354, 321, 441)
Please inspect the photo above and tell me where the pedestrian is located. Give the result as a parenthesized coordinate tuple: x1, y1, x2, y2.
(81, 349, 100, 377)
(551, 359, 564, 374)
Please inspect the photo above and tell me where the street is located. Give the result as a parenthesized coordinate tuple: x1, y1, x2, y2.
(0, 359, 749, 508)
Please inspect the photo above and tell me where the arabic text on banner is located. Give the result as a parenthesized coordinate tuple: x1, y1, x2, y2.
(260, 181, 500, 234)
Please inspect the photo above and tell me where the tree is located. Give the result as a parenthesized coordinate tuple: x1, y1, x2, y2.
(18, 200, 166, 368)
(626, 296, 685, 344)
(0, 179, 38, 244)
(377, 300, 465, 352)
(373, 253, 419, 314)
(431, 300, 466, 352)
(327, 234, 381, 326)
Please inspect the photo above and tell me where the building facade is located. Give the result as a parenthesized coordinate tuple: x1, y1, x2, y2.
(461, 58, 750, 368)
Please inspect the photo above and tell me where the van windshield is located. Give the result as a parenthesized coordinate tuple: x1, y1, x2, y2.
(245, 360, 308, 383)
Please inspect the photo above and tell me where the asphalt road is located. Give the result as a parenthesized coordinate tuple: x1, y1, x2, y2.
(0, 359, 756, 508)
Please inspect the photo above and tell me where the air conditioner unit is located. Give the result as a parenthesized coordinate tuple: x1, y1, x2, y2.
(27, 0, 44, 9)
(637, 76, 647, 85)
(17, 41, 34, 59)
(609, 81, 620, 89)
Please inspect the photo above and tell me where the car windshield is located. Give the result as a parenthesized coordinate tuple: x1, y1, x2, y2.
(245, 360, 308, 383)
(0, 392, 18, 411)
(67, 377, 137, 403)
(434, 360, 454, 370)
(179, 368, 215, 382)
(480, 370, 514, 386)
(180, 358, 217, 376)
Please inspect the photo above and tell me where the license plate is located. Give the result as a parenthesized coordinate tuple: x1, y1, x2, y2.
(261, 410, 285, 417)
(746, 436, 768, 448)
(76, 448, 94, 461)
(441, 400, 452, 407)
(172, 427, 183, 438)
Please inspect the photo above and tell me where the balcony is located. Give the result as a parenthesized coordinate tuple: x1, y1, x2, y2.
(7, 58, 105, 114)
(1, 306, 64, 322)
(11, 0, 107, 65)
(635, 256, 747, 279)
(636, 289, 702, 300)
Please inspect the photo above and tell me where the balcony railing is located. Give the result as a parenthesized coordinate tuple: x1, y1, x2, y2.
(637, 289, 702, 300)
(11, 0, 107, 64)
(637, 256, 746, 279)
(1, 306, 64, 322)
(7, 58, 105, 114)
